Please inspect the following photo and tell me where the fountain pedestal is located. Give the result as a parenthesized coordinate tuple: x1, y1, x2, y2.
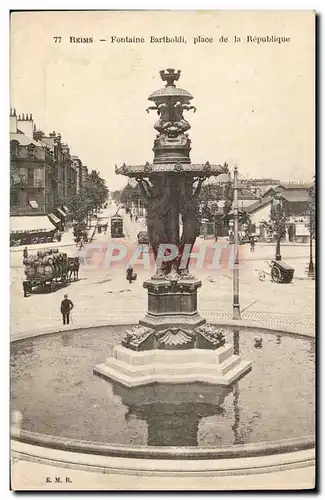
(94, 69, 251, 387)
(94, 342, 251, 388)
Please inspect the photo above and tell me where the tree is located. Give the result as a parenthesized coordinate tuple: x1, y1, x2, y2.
(85, 170, 109, 211)
(111, 190, 121, 202)
(120, 183, 143, 208)
(268, 196, 288, 260)
(66, 169, 109, 239)
(197, 182, 224, 221)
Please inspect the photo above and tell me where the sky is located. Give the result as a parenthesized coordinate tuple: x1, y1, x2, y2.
(10, 10, 315, 190)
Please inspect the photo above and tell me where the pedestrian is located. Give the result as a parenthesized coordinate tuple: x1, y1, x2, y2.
(22, 280, 29, 297)
(250, 237, 255, 252)
(60, 294, 74, 325)
(23, 246, 28, 259)
(126, 265, 137, 284)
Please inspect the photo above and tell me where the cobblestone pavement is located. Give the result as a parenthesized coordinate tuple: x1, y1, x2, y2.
(11, 212, 315, 338)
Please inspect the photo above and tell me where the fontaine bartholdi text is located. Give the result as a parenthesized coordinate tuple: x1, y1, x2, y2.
(65, 35, 291, 45)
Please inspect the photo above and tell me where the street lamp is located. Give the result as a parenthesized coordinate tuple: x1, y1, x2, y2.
(232, 166, 241, 320)
(231, 167, 255, 320)
(307, 182, 315, 278)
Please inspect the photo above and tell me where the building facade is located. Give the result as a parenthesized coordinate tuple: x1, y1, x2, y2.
(10, 109, 86, 215)
(246, 183, 312, 242)
(10, 111, 52, 214)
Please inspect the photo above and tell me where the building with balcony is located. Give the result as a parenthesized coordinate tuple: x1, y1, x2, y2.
(10, 110, 52, 215)
(10, 110, 81, 216)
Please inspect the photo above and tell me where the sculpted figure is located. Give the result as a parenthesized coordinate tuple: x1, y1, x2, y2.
(146, 99, 197, 138)
(146, 103, 173, 135)
(172, 101, 196, 134)
(178, 176, 206, 274)
(136, 176, 171, 274)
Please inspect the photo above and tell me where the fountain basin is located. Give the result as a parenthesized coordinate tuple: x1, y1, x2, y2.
(11, 324, 314, 450)
(10, 323, 314, 490)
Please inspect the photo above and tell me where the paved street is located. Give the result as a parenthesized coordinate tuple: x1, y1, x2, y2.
(11, 208, 315, 339)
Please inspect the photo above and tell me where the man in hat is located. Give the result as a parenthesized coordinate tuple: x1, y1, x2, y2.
(60, 294, 74, 325)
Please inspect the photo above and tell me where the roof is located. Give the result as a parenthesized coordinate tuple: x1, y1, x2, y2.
(246, 189, 309, 213)
(10, 215, 56, 233)
(10, 132, 40, 147)
(235, 199, 259, 209)
(277, 190, 309, 202)
(263, 183, 312, 198)
(246, 196, 274, 214)
(39, 137, 55, 151)
(278, 182, 312, 190)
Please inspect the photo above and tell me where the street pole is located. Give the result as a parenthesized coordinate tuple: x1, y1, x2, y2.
(233, 166, 241, 320)
(308, 209, 315, 277)
(274, 198, 282, 261)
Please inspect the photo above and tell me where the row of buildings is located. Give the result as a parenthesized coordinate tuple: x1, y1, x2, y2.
(10, 109, 88, 216)
(215, 180, 312, 243)
(10, 109, 90, 245)
(125, 175, 312, 243)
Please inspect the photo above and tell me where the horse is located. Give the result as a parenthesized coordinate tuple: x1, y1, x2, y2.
(67, 257, 80, 281)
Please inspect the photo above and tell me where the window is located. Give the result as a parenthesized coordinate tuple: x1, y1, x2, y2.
(27, 144, 37, 159)
(10, 141, 19, 157)
(28, 168, 34, 186)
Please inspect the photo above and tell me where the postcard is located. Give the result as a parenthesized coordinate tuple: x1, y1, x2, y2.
(10, 10, 315, 491)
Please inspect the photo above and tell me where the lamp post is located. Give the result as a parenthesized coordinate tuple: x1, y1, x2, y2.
(233, 166, 241, 320)
(308, 215, 315, 277)
(307, 181, 315, 278)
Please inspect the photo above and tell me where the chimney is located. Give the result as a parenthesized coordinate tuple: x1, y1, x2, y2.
(10, 108, 17, 133)
(17, 112, 34, 139)
(33, 129, 45, 142)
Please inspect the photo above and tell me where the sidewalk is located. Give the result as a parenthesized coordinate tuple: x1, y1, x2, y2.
(10, 228, 75, 253)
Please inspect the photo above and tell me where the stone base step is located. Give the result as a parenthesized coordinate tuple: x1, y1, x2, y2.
(94, 346, 252, 388)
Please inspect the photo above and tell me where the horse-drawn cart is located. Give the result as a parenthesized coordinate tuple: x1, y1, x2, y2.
(268, 260, 295, 284)
(23, 249, 80, 293)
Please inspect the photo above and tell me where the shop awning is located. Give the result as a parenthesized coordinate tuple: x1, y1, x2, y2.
(48, 213, 61, 224)
(63, 205, 69, 213)
(10, 215, 56, 233)
(56, 208, 67, 217)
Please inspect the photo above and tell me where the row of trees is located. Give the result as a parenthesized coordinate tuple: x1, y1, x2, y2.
(66, 170, 109, 243)
(115, 181, 232, 219)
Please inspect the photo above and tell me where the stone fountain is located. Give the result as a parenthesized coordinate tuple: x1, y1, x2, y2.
(94, 69, 252, 387)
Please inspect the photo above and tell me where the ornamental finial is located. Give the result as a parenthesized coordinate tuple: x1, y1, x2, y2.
(159, 68, 181, 87)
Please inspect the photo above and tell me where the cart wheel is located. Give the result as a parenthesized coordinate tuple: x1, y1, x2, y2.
(271, 266, 282, 283)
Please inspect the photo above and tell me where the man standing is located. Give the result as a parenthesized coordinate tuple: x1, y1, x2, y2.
(60, 294, 74, 325)
(22, 280, 29, 297)
(23, 247, 28, 259)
